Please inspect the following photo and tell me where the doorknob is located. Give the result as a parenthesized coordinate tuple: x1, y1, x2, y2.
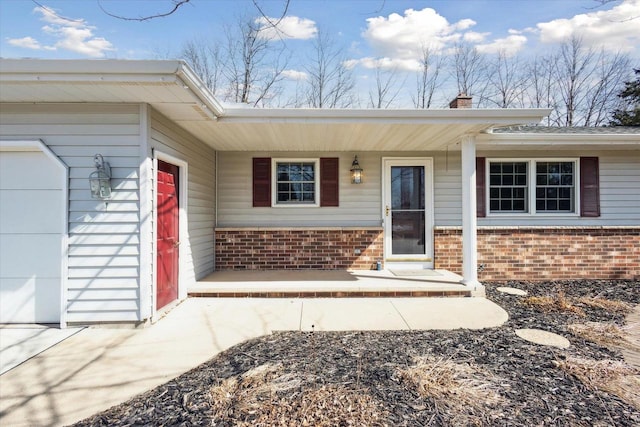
(385, 205, 390, 217)
(173, 241, 180, 248)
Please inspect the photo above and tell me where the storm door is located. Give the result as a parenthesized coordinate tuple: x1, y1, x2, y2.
(383, 159, 433, 266)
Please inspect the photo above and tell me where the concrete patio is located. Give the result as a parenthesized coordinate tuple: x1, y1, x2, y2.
(0, 293, 507, 426)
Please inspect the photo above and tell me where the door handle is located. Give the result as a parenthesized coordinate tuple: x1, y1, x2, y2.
(173, 241, 180, 248)
(385, 205, 390, 217)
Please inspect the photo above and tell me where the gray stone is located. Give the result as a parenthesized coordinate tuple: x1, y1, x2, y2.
(515, 328, 570, 348)
(497, 287, 528, 296)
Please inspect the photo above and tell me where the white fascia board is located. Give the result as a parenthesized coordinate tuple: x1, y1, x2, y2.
(219, 107, 552, 125)
(0, 59, 184, 76)
(477, 132, 640, 145)
(175, 62, 225, 117)
(0, 58, 224, 119)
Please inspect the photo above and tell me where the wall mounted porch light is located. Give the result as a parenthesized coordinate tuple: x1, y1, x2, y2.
(350, 155, 363, 184)
(89, 154, 112, 199)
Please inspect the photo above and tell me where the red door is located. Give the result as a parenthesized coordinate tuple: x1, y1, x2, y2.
(157, 160, 179, 310)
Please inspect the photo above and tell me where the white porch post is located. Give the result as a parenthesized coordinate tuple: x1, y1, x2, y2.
(460, 135, 484, 294)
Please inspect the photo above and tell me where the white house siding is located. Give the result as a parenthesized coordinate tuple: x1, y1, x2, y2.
(217, 151, 455, 227)
(475, 149, 640, 227)
(215, 150, 638, 228)
(149, 109, 216, 284)
(0, 103, 142, 323)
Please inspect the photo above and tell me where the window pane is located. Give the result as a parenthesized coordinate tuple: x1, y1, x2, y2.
(535, 161, 574, 212)
(275, 161, 316, 204)
(391, 211, 425, 255)
(391, 166, 424, 210)
(489, 161, 528, 213)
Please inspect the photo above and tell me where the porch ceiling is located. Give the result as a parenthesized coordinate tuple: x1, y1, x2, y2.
(0, 59, 551, 152)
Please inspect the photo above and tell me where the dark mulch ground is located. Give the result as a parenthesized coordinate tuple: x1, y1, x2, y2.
(73, 280, 640, 426)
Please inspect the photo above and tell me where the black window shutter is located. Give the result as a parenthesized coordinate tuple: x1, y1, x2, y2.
(252, 157, 271, 207)
(580, 157, 600, 217)
(476, 157, 486, 217)
(320, 157, 339, 207)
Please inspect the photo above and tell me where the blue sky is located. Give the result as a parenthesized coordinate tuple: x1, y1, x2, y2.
(1, 0, 639, 106)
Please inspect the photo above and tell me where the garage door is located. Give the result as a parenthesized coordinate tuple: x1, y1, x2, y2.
(0, 147, 65, 323)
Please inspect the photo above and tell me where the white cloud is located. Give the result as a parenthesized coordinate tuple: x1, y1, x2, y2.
(350, 56, 420, 72)
(256, 16, 317, 40)
(362, 8, 474, 59)
(7, 36, 48, 50)
(281, 69, 308, 81)
(536, 0, 640, 52)
(476, 34, 528, 55)
(463, 31, 490, 43)
(8, 6, 115, 58)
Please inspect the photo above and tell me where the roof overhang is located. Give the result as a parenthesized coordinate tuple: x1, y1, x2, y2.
(477, 131, 640, 150)
(0, 59, 551, 151)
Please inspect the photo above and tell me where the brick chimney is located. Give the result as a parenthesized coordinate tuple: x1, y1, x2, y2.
(449, 93, 472, 109)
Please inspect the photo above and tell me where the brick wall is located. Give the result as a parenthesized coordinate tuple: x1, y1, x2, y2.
(215, 228, 383, 270)
(434, 227, 640, 281)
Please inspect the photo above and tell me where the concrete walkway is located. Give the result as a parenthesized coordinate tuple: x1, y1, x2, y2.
(0, 297, 507, 427)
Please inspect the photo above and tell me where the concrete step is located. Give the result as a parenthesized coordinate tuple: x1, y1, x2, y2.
(189, 269, 472, 298)
(189, 289, 472, 298)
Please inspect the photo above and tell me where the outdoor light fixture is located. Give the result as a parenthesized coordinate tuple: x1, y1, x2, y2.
(350, 155, 363, 184)
(89, 154, 112, 199)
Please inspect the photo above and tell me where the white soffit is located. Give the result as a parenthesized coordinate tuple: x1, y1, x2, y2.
(0, 59, 551, 151)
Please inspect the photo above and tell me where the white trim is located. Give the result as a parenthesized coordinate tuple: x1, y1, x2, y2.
(271, 158, 320, 208)
(221, 106, 551, 124)
(138, 105, 153, 321)
(485, 158, 580, 217)
(381, 157, 434, 266)
(0, 139, 69, 327)
(478, 132, 640, 144)
(461, 136, 481, 291)
(152, 151, 189, 320)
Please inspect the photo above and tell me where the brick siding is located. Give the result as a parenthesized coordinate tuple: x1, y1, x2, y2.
(434, 227, 640, 281)
(215, 228, 383, 270)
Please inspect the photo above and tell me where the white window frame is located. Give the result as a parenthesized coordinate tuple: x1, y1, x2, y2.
(486, 158, 580, 217)
(272, 158, 320, 208)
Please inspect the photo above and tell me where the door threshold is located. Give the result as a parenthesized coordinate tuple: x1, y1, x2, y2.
(384, 261, 434, 270)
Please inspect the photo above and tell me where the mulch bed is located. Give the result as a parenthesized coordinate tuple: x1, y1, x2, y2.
(73, 280, 640, 426)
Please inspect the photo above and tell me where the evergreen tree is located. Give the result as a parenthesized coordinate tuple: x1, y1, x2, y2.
(610, 69, 640, 126)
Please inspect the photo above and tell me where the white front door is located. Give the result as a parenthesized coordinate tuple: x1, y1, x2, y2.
(383, 158, 434, 267)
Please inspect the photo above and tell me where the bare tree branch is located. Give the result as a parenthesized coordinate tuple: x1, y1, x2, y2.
(368, 65, 403, 108)
(251, 0, 290, 31)
(303, 30, 355, 108)
(30, 1, 84, 23)
(97, 0, 191, 22)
